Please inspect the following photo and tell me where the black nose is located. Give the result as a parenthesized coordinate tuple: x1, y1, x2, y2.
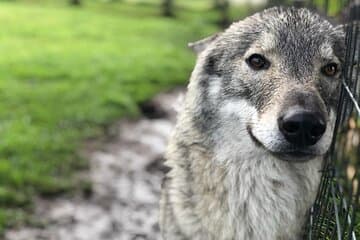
(278, 111, 326, 147)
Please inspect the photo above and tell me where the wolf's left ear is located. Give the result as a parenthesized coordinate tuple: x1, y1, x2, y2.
(188, 33, 220, 55)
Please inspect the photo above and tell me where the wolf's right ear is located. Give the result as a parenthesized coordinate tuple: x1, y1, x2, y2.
(334, 24, 346, 33)
(188, 33, 220, 55)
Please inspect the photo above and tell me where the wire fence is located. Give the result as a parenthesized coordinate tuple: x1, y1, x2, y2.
(277, 0, 360, 239)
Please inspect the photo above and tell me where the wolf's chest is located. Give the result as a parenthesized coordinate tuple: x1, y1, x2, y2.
(220, 157, 323, 240)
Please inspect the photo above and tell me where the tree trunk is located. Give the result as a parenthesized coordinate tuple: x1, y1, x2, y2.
(218, 0, 229, 28)
(213, 0, 221, 9)
(267, 0, 286, 7)
(162, 0, 174, 17)
(293, 0, 305, 7)
(70, 0, 81, 6)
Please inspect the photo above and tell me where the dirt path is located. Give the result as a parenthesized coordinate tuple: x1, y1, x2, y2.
(5, 89, 184, 240)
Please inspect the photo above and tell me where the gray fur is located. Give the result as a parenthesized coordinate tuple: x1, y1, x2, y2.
(160, 7, 345, 240)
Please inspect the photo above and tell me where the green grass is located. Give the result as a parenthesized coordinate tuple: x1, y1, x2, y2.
(0, 0, 353, 235)
(0, 0, 226, 233)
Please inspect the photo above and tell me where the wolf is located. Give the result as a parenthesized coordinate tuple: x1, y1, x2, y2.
(160, 7, 345, 240)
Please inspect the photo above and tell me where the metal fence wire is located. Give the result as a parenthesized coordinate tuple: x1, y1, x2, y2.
(275, 0, 360, 239)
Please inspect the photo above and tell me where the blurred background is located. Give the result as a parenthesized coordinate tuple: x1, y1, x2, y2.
(0, 0, 353, 240)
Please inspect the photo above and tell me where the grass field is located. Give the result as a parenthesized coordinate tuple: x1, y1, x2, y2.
(0, 0, 231, 233)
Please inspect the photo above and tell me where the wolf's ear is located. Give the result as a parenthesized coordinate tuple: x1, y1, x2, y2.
(188, 33, 220, 55)
(334, 24, 346, 35)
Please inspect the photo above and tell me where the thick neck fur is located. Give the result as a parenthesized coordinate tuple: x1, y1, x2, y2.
(226, 151, 322, 240)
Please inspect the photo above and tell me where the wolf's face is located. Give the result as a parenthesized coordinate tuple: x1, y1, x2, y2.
(191, 7, 345, 162)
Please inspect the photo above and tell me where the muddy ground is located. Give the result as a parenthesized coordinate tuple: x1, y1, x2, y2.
(5, 89, 184, 240)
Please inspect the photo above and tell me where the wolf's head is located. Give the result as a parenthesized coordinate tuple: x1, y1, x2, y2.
(188, 7, 345, 162)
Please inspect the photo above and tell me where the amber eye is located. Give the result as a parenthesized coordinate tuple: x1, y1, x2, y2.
(246, 54, 270, 70)
(321, 63, 338, 77)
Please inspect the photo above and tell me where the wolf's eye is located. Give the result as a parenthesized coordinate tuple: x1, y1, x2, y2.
(246, 54, 269, 70)
(321, 63, 338, 77)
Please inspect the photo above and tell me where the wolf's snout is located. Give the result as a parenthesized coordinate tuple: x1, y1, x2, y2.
(278, 111, 326, 147)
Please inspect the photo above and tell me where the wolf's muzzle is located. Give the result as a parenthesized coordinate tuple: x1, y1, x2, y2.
(278, 110, 326, 147)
